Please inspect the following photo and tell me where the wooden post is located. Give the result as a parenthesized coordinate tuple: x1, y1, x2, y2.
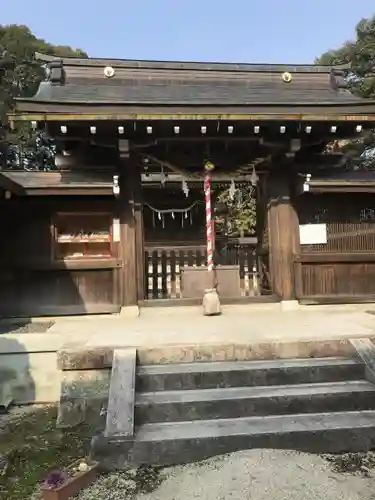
(133, 153, 145, 301)
(118, 140, 142, 307)
(267, 170, 300, 301)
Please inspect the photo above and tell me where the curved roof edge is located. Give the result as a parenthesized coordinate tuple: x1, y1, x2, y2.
(34, 52, 350, 73)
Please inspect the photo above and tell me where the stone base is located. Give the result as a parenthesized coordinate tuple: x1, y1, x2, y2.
(91, 413, 375, 469)
(280, 300, 300, 311)
(119, 306, 140, 318)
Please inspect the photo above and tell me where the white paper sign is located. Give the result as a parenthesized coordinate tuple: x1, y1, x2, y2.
(113, 218, 120, 242)
(299, 224, 327, 245)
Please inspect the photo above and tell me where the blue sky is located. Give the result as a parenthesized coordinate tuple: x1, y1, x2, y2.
(1, 0, 375, 63)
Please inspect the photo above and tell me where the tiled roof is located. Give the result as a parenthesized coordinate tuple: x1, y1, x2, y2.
(30, 79, 361, 106)
(16, 53, 367, 107)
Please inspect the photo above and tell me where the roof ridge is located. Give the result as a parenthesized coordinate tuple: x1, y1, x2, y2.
(34, 52, 350, 73)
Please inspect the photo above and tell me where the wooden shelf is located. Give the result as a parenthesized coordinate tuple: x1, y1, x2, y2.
(57, 238, 110, 243)
(53, 212, 115, 262)
(56, 259, 122, 270)
(0, 259, 122, 271)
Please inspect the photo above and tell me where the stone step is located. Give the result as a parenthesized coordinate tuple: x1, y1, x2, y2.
(136, 357, 364, 392)
(92, 410, 375, 468)
(135, 380, 375, 423)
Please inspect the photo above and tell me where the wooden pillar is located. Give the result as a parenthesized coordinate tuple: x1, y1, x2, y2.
(133, 153, 145, 302)
(118, 140, 144, 306)
(267, 170, 300, 301)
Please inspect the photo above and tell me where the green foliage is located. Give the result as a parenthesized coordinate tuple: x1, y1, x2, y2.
(317, 15, 375, 99)
(0, 24, 87, 146)
(0, 406, 96, 500)
(215, 184, 256, 236)
(317, 14, 375, 168)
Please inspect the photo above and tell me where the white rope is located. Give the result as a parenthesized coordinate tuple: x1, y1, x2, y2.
(144, 201, 202, 214)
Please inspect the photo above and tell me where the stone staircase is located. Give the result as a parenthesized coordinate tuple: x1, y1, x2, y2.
(90, 349, 375, 469)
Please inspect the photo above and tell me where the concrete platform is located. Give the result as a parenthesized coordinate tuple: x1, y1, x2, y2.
(3, 303, 375, 404)
(50, 303, 375, 349)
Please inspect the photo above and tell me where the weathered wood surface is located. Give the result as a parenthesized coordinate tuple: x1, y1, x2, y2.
(295, 193, 375, 301)
(144, 246, 257, 299)
(105, 348, 137, 438)
(0, 198, 120, 316)
(267, 171, 300, 301)
(118, 142, 138, 306)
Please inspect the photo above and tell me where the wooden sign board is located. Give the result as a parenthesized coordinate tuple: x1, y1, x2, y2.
(299, 223, 327, 245)
(112, 218, 120, 242)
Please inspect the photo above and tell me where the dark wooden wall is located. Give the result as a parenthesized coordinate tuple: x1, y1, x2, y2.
(295, 193, 375, 302)
(0, 196, 121, 317)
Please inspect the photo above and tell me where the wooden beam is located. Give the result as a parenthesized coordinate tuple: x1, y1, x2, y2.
(133, 154, 145, 301)
(308, 185, 375, 194)
(295, 252, 375, 263)
(0, 173, 25, 196)
(299, 295, 375, 305)
(118, 140, 138, 306)
(0, 259, 122, 271)
(24, 188, 113, 196)
(11, 112, 375, 122)
(267, 171, 300, 300)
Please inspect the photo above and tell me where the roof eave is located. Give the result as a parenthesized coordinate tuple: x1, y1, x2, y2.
(11, 99, 375, 123)
(24, 187, 113, 196)
(34, 51, 350, 73)
(309, 181, 375, 193)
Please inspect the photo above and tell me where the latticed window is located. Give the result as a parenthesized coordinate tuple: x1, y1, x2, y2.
(298, 193, 375, 252)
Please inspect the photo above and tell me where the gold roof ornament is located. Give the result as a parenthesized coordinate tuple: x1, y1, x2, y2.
(282, 71, 292, 83)
(104, 66, 115, 78)
(204, 161, 215, 172)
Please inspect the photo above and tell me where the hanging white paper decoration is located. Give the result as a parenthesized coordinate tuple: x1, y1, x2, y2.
(182, 179, 189, 197)
(250, 166, 259, 187)
(160, 167, 166, 186)
(229, 179, 236, 200)
(145, 201, 201, 230)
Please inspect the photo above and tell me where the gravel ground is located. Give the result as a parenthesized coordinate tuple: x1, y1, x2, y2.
(76, 450, 375, 500)
(0, 321, 54, 334)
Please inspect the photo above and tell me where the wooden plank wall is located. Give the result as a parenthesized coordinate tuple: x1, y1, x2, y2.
(0, 197, 121, 317)
(295, 193, 375, 302)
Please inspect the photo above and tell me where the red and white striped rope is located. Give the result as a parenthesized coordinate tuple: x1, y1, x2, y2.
(204, 173, 213, 272)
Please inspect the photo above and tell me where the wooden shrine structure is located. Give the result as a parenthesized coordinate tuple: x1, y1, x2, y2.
(2, 53, 375, 316)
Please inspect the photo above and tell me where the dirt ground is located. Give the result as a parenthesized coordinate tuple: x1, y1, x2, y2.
(76, 450, 375, 500)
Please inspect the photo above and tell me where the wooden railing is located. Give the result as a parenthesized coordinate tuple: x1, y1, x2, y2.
(144, 242, 263, 299)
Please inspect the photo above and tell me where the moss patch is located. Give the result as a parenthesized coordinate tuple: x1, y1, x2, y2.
(0, 406, 96, 500)
(322, 451, 375, 476)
